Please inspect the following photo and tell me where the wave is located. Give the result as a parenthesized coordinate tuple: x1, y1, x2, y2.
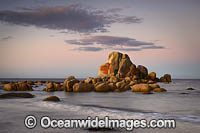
(36, 102, 200, 124)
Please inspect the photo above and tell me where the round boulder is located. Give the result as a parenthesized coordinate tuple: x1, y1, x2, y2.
(73, 83, 94, 92)
(116, 81, 130, 91)
(132, 84, 152, 92)
(43, 96, 60, 102)
(148, 72, 156, 81)
(64, 79, 79, 92)
(3, 83, 17, 91)
(137, 65, 148, 79)
(95, 83, 110, 92)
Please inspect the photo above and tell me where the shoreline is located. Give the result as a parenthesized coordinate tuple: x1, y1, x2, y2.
(1, 98, 200, 133)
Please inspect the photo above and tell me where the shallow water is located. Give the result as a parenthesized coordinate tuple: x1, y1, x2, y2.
(0, 79, 200, 132)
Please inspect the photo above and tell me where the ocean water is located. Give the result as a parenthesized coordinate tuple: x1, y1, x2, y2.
(0, 79, 200, 132)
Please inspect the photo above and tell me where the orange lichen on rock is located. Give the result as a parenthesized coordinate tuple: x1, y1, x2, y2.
(100, 63, 110, 75)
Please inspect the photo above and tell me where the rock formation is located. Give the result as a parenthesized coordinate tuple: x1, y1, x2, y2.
(98, 51, 172, 83)
(98, 52, 136, 78)
(3, 82, 33, 91)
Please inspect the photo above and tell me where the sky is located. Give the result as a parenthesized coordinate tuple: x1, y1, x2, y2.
(0, 0, 200, 79)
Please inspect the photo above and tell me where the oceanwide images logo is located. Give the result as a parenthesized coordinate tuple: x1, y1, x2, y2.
(24, 115, 176, 130)
(24, 115, 37, 129)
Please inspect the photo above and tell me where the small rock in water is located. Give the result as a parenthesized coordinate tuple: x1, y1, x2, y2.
(0, 93, 34, 99)
(152, 88, 167, 92)
(43, 96, 60, 102)
(187, 88, 195, 90)
(180, 92, 189, 95)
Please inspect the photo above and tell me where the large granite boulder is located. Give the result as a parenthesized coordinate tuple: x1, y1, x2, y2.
(63, 76, 79, 92)
(73, 82, 94, 92)
(95, 83, 110, 92)
(132, 84, 152, 92)
(98, 52, 137, 78)
(137, 65, 148, 79)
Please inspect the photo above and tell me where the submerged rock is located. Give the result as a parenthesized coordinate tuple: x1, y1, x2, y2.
(152, 88, 167, 92)
(43, 96, 60, 102)
(0, 93, 34, 99)
(187, 88, 195, 90)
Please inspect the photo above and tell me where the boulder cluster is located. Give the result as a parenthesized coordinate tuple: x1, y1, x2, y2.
(61, 75, 167, 93)
(3, 82, 33, 91)
(43, 82, 64, 92)
(2, 52, 172, 94)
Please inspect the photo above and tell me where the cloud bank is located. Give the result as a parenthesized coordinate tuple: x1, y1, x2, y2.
(0, 5, 142, 33)
(66, 35, 165, 52)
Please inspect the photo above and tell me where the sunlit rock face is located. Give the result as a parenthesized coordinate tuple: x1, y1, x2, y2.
(98, 51, 137, 78)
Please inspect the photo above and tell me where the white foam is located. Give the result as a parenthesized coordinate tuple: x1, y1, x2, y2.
(35, 101, 200, 124)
